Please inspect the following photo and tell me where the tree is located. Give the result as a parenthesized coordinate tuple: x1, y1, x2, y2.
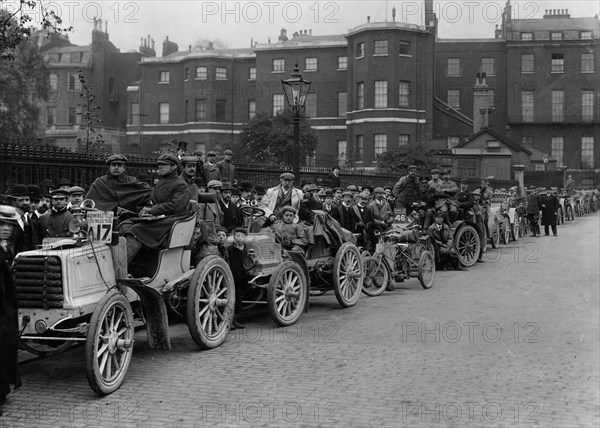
(377, 142, 438, 173)
(0, 31, 48, 142)
(1, 1, 70, 60)
(194, 37, 228, 51)
(240, 110, 318, 165)
(76, 70, 106, 154)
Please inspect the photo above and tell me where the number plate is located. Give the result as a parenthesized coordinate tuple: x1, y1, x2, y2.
(86, 212, 114, 243)
(393, 208, 410, 224)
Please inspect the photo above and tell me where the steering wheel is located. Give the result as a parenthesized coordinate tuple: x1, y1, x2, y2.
(239, 205, 266, 218)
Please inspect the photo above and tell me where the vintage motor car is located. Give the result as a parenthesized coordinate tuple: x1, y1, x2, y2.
(15, 197, 235, 396)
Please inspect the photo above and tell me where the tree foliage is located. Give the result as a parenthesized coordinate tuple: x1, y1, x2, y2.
(377, 142, 438, 173)
(0, 31, 48, 142)
(240, 110, 318, 165)
(76, 70, 106, 153)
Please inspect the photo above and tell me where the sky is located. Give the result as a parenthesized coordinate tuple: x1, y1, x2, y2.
(8, 0, 600, 52)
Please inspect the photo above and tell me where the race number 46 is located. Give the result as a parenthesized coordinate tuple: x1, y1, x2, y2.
(86, 212, 114, 243)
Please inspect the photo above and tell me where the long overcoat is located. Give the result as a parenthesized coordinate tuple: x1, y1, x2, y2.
(540, 194, 560, 226)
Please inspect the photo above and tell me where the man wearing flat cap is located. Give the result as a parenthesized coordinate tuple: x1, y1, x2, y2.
(86, 154, 152, 218)
(428, 211, 458, 270)
(203, 151, 221, 182)
(261, 172, 303, 218)
(271, 206, 308, 253)
(217, 150, 235, 184)
(392, 165, 421, 213)
(68, 186, 85, 210)
(369, 187, 393, 229)
(119, 153, 193, 264)
(180, 156, 199, 202)
(433, 169, 459, 223)
(39, 189, 74, 238)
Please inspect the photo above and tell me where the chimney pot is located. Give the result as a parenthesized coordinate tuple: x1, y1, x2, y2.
(367, 16, 370, 23)
(309, 29, 312, 35)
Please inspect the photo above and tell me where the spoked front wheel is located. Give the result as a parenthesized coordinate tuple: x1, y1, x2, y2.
(332, 243, 363, 307)
(267, 261, 307, 326)
(86, 292, 134, 396)
(362, 256, 389, 296)
(417, 251, 436, 289)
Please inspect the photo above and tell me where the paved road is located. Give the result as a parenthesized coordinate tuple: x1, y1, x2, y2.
(2, 214, 599, 427)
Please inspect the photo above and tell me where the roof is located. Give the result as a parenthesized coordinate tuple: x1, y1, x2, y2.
(142, 48, 255, 63)
(455, 127, 533, 155)
(452, 148, 512, 156)
(44, 45, 92, 66)
(522, 145, 556, 162)
(255, 34, 347, 50)
(509, 17, 600, 33)
(346, 21, 427, 37)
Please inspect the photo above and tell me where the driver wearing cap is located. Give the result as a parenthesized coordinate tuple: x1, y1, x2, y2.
(260, 172, 303, 218)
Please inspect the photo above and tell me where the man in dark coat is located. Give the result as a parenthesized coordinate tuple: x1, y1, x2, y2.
(227, 227, 248, 330)
(86, 154, 152, 215)
(326, 166, 341, 189)
(353, 191, 377, 252)
(392, 165, 421, 211)
(428, 211, 458, 270)
(10, 184, 40, 252)
(525, 186, 542, 237)
(332, 191, 360, 232)
(456, 179, 475, 220)
(217, 150, 235, 184)
(39, 189, 73, 238)
(180, 155, 200, 202)
(218, 183, 243, 232)
(540, 187, 559, 236)
(203, 151, 221, 182)
(0, 205, 22, 408)
(120, 154, 193, 263)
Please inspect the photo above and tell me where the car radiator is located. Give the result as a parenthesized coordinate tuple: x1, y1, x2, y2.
(14, 255, 63, 309)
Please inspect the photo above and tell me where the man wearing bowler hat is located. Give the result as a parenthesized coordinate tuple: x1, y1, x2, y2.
(119, 153, 193, 264)
(238, 181, 254, 206)
(217, 149, 235, 184)
(261, 172, 303, 218)
(39, 188, 74, 238)
(10, 184, 40, 251)
(86, 154, 152, 217)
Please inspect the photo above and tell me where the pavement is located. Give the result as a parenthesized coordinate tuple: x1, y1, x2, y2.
(1, 213, 599, 427)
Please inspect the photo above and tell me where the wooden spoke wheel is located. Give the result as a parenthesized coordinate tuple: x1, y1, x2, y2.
(362, 256, 389, 297)
(186, 256, 235, 350)
(502, 218, 511, 244)
(332, 243, 363, 307)
(490, 219, 500, 249)
(267, 261, 307, 326)
(511, 216, 520, 241)
(454, 224, 481, 268)
(85, 292, 134, 396)
(417, 251, 436, 289)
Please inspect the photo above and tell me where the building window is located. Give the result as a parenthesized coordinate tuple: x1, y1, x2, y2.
(447, 58, 461, 76)
(551, 90, 564, 122)
(249, 67, 256, 80)
(68, 106, 80, 124)
(357, 82, 364, 109)
(305, 93, 317, 117)
(398, 81, 410, 108)
(337, 140, 347, 163)
(481, 58, 495, 76)
(581, 31, 592, 40)
(215, 67, 227, 80)
(195, 99, 207, 121)
(69, 52, 82, 63)
(581, 53, 594, 72)
(488, 89, 495, 108)
(159, 102, 169, 124)
(521, 54, 535, 73)
(273, 59, 285, 72)
(49, 74, 58, 91)
(46, 107, 56, 125)
(447, 89, 460, 108)
(337, 56, 348, 69)
(273, 94, 284, 115)
(196, 66, 207, 79)
(398, 41, 411, 56)
(215, 99, 226, 122)
(374, 80, 388, 108)
(337, 92, 347, 117)
(551, 137, 564, 166)
(398, 134, 409, 147)
(521, 90, 535, 122)
(356, 42, 364, 58)
(355, 135, 364, 162)
(159, 71, 170, 83)
(447, 136, 460, 149)
(305, 57, 317, 71)
(67, 73, 81, 91)
(248, 101, 256, 120)
(551, 32, 563, 41)
(582, 137, 594, 168)
(582, 90, 595, 122)
(551, 53, 564, 73)
(130, 103, 140, 125)
(184, 100, 190, 122)
(521, 32, 533, 40)
(534, 163, 545, 172)
(374, 134, 387, 157)
(522, 136, 534, 146)
(184, 68, 189, 81)
(374, 40, 388, 55)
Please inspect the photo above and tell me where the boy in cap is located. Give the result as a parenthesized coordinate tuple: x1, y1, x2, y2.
(227, 227, 249, 329)
(271, 206, 308, 253)
(68, 186, 85, 210)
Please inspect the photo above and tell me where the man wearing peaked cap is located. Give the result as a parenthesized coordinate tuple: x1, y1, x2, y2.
(68, 186, 85, 210)
(86, 153, 151, 216)
(119, 152, 193, 264)
(392, 163, 420, 213)
(261, 172, 303, 217)
(207, 180, 223, 193)
(203, 151, 220, 182)
(39, 188, 73, 239)
(217, 149, 235, 184)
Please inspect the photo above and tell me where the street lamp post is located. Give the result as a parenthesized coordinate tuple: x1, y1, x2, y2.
(543, 155, 549, 189)
(281, 63, 311, 181)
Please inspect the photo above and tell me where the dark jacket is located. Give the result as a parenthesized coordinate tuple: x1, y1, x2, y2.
(540, 194, 560, 225)
(217, 160, 235, 184)
(39, 208, 73, 238)
(332, 203, 360, 232)
(203, 162, 221, 182)
(525, 194, 542, 215)
(428, 223, 453, 246)
(86, 174, 152, 214)
(393, 175, 420, 208)
(326, 172, 341, 188)
(218, 199, 243, 232)
(0, 254, 21, 400)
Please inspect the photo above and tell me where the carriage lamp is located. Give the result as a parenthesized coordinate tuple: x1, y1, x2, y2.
(281, 63, 312, 181)
(243, 248, 257, 270)
(69, 207, 88, 239)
